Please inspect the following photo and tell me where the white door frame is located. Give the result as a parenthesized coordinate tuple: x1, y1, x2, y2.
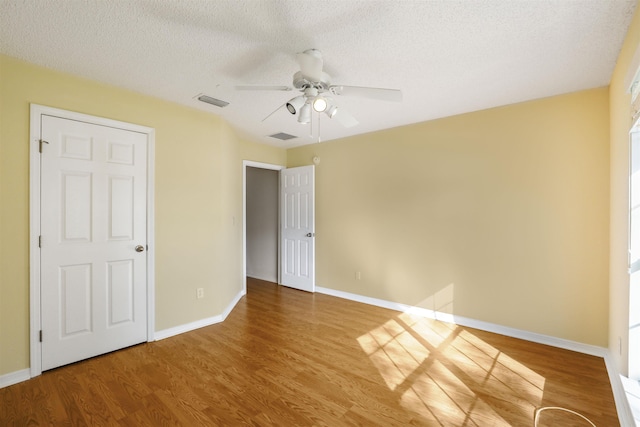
(630, 124, 640, 381)
(29, 104, 156, 377)
(242, 160, 284, 294)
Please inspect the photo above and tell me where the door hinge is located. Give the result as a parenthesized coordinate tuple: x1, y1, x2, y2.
(38, 139, 49, 153)
(38, 235, 42, 248)
(39, 330, 42, 342)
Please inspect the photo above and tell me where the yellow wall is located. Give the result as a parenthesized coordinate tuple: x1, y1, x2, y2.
(0, 44, 621, 377)
(288, 88, 610, 346)
(609, 3, 640, 376)
(0, 55, 286, 376)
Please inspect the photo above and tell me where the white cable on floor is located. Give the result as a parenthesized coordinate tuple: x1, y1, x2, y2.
(534, 406, 596, 427)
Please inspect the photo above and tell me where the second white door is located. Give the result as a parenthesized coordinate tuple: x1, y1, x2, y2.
(280, 165, 315, 292)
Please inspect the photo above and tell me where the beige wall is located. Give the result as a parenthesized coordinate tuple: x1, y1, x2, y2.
(288, 88, 610, 347)
(0, 55, 286, 376)
(609, 3, 640, 376)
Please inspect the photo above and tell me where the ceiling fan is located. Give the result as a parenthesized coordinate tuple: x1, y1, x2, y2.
(235, 49, 403, 128)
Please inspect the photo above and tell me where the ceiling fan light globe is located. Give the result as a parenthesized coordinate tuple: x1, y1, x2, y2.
(312, 97, 328, 112)
(286, 96, 305, 114)
(298, 103, 311, 124)
(325, 105, 338, 118)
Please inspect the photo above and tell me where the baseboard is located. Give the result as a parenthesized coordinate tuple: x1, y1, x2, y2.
(221, 289, 245, 320)
(605, 354, 637, 427)
(247, 273, 278, 283)
(316, 286, 607, 357)
(154, 289, 245, 341)
(0, 368, 30, 389)
(621, 375, 640, 425)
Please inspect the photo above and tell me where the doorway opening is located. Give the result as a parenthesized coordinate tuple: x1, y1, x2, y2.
(246, 166, 280, 283)
(242, 161, 284, 293)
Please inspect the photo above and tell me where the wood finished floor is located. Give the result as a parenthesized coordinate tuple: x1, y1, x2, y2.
(1, 278, 619, 426)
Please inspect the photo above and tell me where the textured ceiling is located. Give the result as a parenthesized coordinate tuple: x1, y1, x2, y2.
(0, 0, 636, 147)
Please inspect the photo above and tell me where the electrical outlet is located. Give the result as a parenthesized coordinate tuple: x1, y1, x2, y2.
(197, 288, 204, 299)
(619, 336, 623, 355)
(356, 271, 361, 280)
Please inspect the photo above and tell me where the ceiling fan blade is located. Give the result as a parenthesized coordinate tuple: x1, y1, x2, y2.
(296, 50, 323, 81)
(329, 85, 403, 102)
(262, 104, 286, 122)
(234, 85, 293, 91)
(334, 107, 359, 128)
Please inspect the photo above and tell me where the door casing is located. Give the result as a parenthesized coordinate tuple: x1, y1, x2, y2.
(29, 104, 156, 377)
(629, 126, 640, 381)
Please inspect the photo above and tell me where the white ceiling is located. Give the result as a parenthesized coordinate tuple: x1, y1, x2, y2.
(0, 1, 636, 148)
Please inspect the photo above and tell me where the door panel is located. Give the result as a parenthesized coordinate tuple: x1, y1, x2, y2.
(62, 172, 92, 242)
(60, 263, 92, 337)
(280, 165, 315, 292)
(40, 115, 148, 371)
(107, 259, 134, 326)
(109, 176, 134, 240)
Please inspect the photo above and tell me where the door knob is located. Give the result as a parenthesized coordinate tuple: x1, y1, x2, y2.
(306, 233, 315, 237)
(135, 245, 145, 252)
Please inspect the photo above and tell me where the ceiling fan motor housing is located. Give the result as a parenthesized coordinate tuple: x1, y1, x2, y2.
(293, 71, 331, 91)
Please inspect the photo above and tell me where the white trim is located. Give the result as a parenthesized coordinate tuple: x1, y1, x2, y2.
(146, 129, 156, 342)
(242, 160, 284, 294)
(155, 289, 245, 341)
(247, 274, 279, 283)
(29, 104, 156, 378)
(621, 375, 640, 425)
(29, 107, 42, 377)
(0, 369, 31, 389)
(606, 354, 638, 426)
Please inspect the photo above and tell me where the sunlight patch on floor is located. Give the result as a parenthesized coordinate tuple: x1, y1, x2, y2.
(359, 318, 430, 390)
(357, 313, 545, 425)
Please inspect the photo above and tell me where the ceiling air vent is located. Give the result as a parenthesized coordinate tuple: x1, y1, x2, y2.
(195, 93, 229, 108)
(269, 132, 297, 141)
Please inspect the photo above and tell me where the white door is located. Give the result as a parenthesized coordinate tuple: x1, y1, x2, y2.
(40, 115, 148, 371)
(280, 166, 315, 292)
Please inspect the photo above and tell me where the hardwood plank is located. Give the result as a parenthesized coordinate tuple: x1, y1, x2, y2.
(0, 277, 619, 426)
